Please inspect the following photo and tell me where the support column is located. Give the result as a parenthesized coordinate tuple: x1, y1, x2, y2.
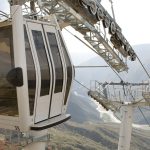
(118, 105, 133, 150)
(23, 142, 47, 150)
(11, 5, 30, 132)
(23, 130, 48, 150)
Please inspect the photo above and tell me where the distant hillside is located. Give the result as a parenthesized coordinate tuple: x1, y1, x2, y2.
(49, 121, 150, 150)
(75, 44, 150, 84)
(67, 85, 102, 123)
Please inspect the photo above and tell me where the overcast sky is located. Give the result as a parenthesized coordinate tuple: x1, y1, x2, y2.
(0, 0, 9, 12)
(112, 0, 150, 45)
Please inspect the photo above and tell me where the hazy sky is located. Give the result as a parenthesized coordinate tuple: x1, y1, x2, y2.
(112, 0, 150, 45)
(0, 0, 9, 12)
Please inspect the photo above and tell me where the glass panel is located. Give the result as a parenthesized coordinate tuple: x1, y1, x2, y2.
(47, 32, 63, 93)
(24, 26, 36, 115)
(58, 32, 72, 105)
(32, 30, 50, 96)
(0, 25, 18, 116)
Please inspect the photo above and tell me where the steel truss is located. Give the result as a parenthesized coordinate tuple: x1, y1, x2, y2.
(88, 80, 150, 150)
(37, 0, 129, 72)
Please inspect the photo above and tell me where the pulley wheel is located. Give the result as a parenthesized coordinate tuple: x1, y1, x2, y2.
(78, 0, 86, 7)
(130, 53, 136, 61)
(88, 1, 97, 15)
(109, 21, 116, 35)
(103, 14, 110, 28)
(96, 7, 104, 21)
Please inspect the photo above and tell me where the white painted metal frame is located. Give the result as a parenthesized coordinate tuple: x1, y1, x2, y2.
(57, 29, 75, 114)
(118, 105, 133, 150)
(11, 5, 30, 132)
(26, 22, 53, 123)
(0, 6, 33, 132)
(43, 24, 67, 118)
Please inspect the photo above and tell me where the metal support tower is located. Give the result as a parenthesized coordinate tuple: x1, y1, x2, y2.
(118, 105, 133, 150)
(88, 80, 150, 150)
(23, 130, 48, 150)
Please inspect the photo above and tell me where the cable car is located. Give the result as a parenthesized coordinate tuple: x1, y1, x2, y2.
(0, 7, 74, 132)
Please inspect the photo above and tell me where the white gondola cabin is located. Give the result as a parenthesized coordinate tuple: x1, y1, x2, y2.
(0, 6, 74, 132)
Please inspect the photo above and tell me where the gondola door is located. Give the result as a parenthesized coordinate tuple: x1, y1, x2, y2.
(27, 22, 53, 123)
(43, 25, 66, 118)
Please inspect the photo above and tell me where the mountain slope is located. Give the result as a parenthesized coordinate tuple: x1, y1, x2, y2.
(75, 44, 150, 83)
(67, 89, 102, 123)
(49, 121, 150, 150)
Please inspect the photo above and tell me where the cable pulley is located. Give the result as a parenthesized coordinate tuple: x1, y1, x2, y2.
(88, 0, 97, 15)
(96, 6, 104, 21)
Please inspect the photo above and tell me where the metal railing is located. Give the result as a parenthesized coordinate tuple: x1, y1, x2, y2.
(89, 80, 150, 110)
